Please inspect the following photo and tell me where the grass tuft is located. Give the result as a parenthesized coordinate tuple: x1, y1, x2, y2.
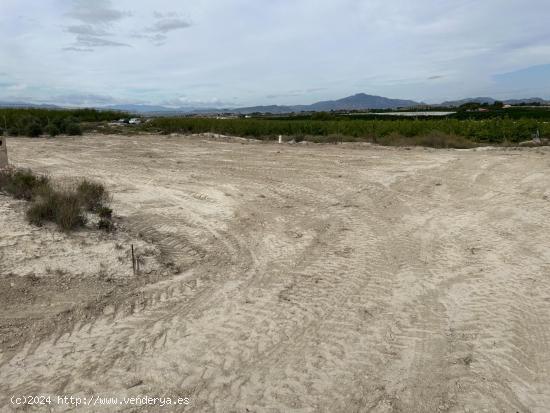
(26, 186, 87, 231)
(77, 179, 110, 212)
(0, 168, 50, 200)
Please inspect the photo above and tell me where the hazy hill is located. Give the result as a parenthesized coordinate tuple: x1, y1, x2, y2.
(441, 97, 550, 107)
(233, 93, 422, 114)
(302, 93, 421, 111)
(1, 94, 548, 114)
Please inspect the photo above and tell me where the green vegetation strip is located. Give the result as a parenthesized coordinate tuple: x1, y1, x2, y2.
(1, 107, 548, 147)
(144, 117, 548, 146)
(0, 108, 128, 137)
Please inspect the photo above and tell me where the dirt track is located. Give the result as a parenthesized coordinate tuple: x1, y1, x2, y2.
(1, 134, 550, 412)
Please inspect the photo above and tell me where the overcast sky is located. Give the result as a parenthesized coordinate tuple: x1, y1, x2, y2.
(1, 0, 550, 107)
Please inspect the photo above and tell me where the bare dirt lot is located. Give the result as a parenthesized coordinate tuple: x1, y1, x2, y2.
(1, 134, 550, 412)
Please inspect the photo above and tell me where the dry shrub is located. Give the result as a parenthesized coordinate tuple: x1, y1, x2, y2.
(76, 179, 110, 212)
(26, 185, 86, 231)
(0, 168, 111, 232)
(0, 169, 49, 200)
(376, 131, 476, 149)
(54, 191, 87, 231)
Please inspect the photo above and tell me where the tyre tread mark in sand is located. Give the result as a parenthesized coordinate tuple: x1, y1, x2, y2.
(2, 137, 550, 413)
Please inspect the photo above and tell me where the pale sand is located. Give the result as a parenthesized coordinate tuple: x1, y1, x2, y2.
(1, 134, 549, 412)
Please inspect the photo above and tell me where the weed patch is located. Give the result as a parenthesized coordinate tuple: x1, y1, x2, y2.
(0, 168, 49, 200)
(77, 179, 110, 212)
(1, 168, 113, 232)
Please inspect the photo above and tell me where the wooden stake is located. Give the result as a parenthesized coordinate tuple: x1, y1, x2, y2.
(131, 244, 136, 275)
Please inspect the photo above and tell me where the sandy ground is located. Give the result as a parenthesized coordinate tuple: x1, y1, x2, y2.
(1, 134, 550, 412)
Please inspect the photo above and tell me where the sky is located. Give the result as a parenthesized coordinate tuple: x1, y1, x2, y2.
(1, 0, 550, 107)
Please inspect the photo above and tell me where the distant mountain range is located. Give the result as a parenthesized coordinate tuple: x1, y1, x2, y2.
(1, 93, 549, 114)
(0, 101, 61, 109)
(98, 94, 423, 114)
(440, 97, 550, 106)
(230, 93, 423, 114)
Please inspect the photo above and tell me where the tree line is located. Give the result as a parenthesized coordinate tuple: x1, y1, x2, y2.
(145, 117, 547, 144)
(0, 108, 127, 137)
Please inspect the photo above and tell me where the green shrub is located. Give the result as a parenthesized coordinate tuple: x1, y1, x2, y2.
(0, 169, 49, 200)
(76, 180, 109, 212)
(25, 122, 43, 137)
(7, 127, 19, 136)
(65, 122, 82, 136)
(18, 116, 43, 137)
(45, 124, 60, 137)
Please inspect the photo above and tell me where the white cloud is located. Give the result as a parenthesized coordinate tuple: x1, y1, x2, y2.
(65, 24, 112, 36)
(66, 0, 130, 25)
(0, 0, 549, 105)
(63, 0, 130, 50)
(147, 18, 190, 33)
(71, 35, 130, 48)
(137, 12, 191, 45)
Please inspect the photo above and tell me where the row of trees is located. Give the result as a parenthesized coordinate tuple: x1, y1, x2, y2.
(0, 108, 127, 137)
(146, 117, 548, 143)
(3, 115, 82, 137)
(2, 107, 547, 143)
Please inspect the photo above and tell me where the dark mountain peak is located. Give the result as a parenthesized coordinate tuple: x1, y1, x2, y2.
(304, 93, 421, 112)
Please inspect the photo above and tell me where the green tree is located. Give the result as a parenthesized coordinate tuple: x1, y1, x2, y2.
(65, 122, 82, 136)
(45, 124, 60, 137)
(19, 116, 43, 137)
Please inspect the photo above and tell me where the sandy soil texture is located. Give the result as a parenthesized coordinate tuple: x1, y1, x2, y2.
(1, 134, 550, 412)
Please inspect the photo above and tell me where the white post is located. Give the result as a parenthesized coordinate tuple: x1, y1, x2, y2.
(278, 135, 283, 144)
